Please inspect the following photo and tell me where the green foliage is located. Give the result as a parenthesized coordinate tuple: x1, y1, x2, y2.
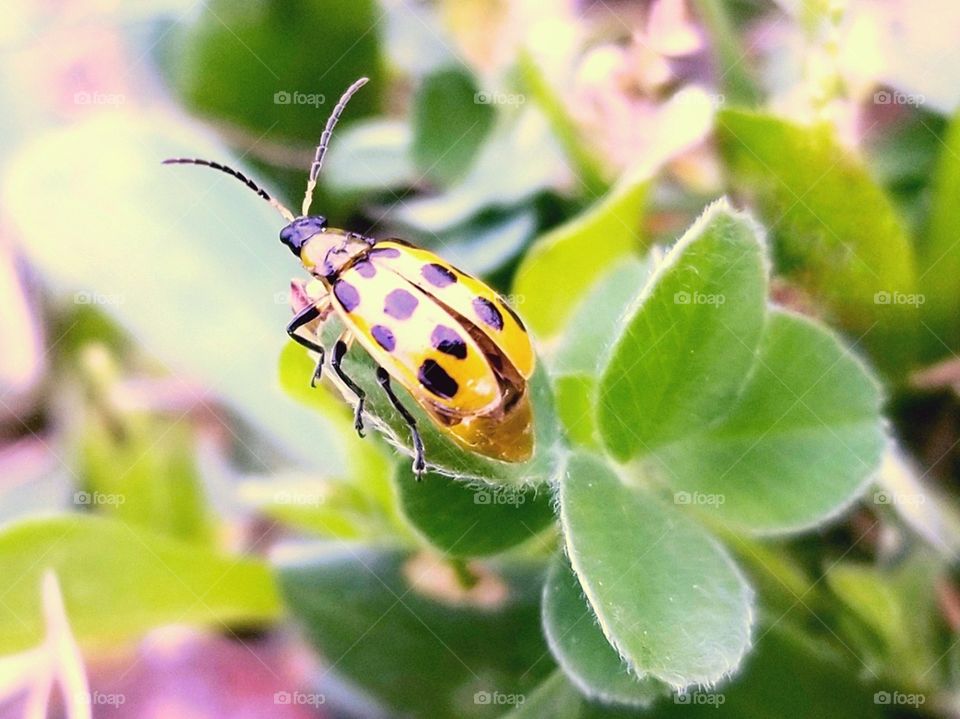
(396, 467, 556, 557)
(166, 0, 385, 144)
(598, 201, 767, 458)
(512, 172, 648, 338)
(559, 453, 754, 689)
(412, 66, 495, 186)
(0, 516, 279, 653)
(278, 548, 552, 719)
(919, 107, 960, 355)
(717, 109, 919, 374)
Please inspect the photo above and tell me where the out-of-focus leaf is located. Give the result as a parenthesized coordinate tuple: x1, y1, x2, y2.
(513, 86, 714, 340)
(597, 201, 767, 459)
(396, 467, 556, 557)
(543, 555, 667, 706)
(166, 0, 384, 144)
(717, 109, 918, 374)
(393, 110, 565, 233)
(79, 412, 213, 544)
(277, 341, 407, 538)
(517, 50, 609, 197)
(827, 553, 944, 685)
(0, 515, 280, 653)
(559, 454, 754, 690)
(920, 107, 960, 357)
(277, 546, 552, 719)
(653, 309, 884, 534)
(512, 173, 648, 339)
(324, 118, 417, 194)
(551, 260, 649, 449)
(412, 66, 495, 186)
(3, 113, 347, 473)
(498, 671, 582, 719)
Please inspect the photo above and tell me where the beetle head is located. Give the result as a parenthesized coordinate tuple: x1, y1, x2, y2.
(279, 215, 327, 255)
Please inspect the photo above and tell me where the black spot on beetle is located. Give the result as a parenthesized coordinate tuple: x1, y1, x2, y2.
(421, 263, 457, 288)
(353, 260, 376, 278)
(431, 325, 467, 359)
(369, 246, 401, 259)
(384, 289, 418, 320)
(472, 297, 503, 331)
(334, 281, 360, 312)
(371, 324, 396, 352)
(418, 359, 459, 399)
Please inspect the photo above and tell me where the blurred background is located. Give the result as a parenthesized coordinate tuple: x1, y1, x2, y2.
(3, 0, 960, 717)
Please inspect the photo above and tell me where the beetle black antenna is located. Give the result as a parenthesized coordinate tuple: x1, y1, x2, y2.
(301, 76, 369, 217)
(163, 157, 295, 222)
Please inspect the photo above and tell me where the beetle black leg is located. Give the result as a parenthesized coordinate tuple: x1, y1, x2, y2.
(376, 367, 425, 480)
(332, 339, 366, 438)
(286, 304, 325, 386)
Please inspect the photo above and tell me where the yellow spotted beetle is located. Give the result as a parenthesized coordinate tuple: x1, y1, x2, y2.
(165, 78, 535, 478)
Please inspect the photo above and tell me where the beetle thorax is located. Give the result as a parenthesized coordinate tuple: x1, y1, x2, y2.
(300, 229, 371, 279)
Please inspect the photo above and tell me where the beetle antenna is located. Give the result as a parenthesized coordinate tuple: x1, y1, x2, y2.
(301, 76, 369, 217)
(163, 157, 296, 222)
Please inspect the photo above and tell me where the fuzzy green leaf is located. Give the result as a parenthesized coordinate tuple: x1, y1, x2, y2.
(559, 454, 754, 689)
(597, 200, 767, 459)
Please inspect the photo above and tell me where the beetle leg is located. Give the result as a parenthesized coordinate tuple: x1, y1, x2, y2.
(286, 298, 331, 387)
(332, 335, 366, 437)
(376, 366, 425, 480)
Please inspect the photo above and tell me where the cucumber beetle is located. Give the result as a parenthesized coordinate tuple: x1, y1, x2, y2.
(165, 78, 535, 478)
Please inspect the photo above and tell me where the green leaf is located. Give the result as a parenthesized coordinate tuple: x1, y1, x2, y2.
(512, 176, 648, 339)
(412, 66, 495, 186)
(559, 454, 754, 689)
(653, 308, 884, 533)
(552, 260, 650, 449)
(78, 414, 213, 545)
(919, 107, 960, 355)
(324, 118, 417, 194)
(597, 200, 767, 460)
(498, 671, 582, 719)
(0, 515, 280, 653)
(543, 555, 667, 706)
(166, 0, 384, 144)
(278, 547, 553, 719)
(3, 113, 349, 474)
(717, 109, 918, 373)
(517, 50, 609, 198)
(396, 467, 556, 557)
(827, 553, 944, 686)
